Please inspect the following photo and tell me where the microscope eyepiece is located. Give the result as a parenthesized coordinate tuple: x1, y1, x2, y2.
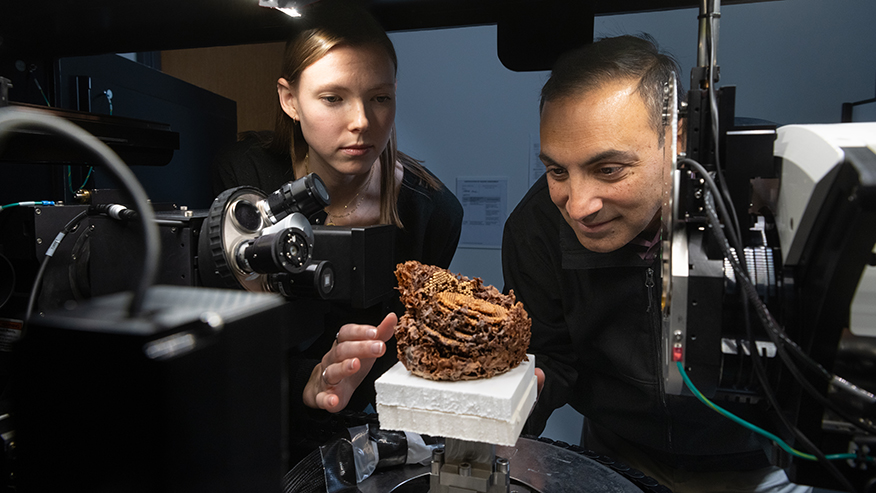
(264, 173, 330, 224)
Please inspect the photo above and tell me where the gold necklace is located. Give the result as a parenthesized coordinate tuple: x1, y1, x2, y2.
(307, 160, 374, 225)
(328, 177, 369, 220)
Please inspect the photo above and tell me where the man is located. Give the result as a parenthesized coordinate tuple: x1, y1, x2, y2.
(502, 35, 810, 492)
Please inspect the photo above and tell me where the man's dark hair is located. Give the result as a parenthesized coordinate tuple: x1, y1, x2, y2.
(540, 34, 683, 146)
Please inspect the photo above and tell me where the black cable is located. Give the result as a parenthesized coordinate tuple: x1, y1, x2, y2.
(679, 157, 748, 272)
(744, 307, 859, 493)
(24, 258, 50, 326)
(704, 191, 861, 492)
(685, 154, 874, 427)
(700, 175, 876, 436)
(0, 108, 159, 317)
(705, 8, 745, 255)
(90, 203, 139, 221)
(24, 210, 88, 326)
(693, 7, 864, 489)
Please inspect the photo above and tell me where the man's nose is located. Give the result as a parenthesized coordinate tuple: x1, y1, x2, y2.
(566, 184, 603, 221)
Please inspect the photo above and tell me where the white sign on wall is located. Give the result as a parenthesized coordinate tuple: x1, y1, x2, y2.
(456, 177, 508, 249)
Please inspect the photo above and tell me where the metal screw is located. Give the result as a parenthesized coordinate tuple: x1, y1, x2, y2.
(496, 457, 509, 474)
(431, 448, 444, 475)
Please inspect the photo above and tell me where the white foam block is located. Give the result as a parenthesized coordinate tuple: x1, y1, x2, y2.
(375, 355, 536, 446)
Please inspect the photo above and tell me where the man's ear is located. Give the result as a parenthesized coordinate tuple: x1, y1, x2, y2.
(277, 78, 299, 120)
(676, 117, 687, 153)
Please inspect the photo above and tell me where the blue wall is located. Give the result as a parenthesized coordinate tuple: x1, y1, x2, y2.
(390, 0, 876, 286)
(389, 0, 876, 445)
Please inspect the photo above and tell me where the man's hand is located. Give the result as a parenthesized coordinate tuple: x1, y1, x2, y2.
(535, 367, 545, 396)
(303, 312, 397, 413)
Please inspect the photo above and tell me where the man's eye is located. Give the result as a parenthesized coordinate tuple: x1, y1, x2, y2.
(599, 166, 623, 176)
(374, 95, 392, 103)
(547, 167, 567, 178)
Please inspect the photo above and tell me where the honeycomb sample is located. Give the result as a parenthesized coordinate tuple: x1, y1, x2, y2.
(394, 261, 531, 381)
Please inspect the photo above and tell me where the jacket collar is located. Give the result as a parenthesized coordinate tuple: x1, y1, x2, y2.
(559, 222, 657, 270)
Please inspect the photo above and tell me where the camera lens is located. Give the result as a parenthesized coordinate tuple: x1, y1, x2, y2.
(265, 173, 330, 223)
(230, 199, 262, 232)
(270, 260, 334, 299)
(237, 227, 310, 275)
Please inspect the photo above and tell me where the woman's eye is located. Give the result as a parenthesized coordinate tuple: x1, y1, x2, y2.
(321, 95, 341, 103)
(374, 95, 392, 103)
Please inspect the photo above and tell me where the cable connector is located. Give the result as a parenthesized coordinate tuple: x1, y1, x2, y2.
(0, 201, 56, 211)
(89, 203, 138, 221)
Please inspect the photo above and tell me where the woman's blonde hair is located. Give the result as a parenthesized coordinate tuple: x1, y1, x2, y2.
(268, 1, 440, 228)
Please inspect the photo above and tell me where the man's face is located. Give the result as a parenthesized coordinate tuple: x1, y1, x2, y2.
(540, 78, 673, 253)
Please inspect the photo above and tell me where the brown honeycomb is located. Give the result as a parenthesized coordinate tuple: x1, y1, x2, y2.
(394, 261, 531, 381)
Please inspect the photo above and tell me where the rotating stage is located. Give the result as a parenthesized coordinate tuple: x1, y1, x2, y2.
(357, 436, 663, 493)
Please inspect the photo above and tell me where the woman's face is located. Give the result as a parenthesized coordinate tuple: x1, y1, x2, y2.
(279, 44, 396, 177)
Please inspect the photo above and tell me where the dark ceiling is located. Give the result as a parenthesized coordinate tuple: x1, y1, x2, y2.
(0, 0, 763, 59)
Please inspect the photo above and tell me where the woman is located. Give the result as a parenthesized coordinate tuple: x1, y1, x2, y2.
(211, 0, 463, 460)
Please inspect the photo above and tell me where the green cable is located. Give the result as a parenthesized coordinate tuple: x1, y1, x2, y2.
(676, 362, 869, 463)
(33, 78, 50, 107)
(0, 201, 56, 211)
(67, 165, 94, 193)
